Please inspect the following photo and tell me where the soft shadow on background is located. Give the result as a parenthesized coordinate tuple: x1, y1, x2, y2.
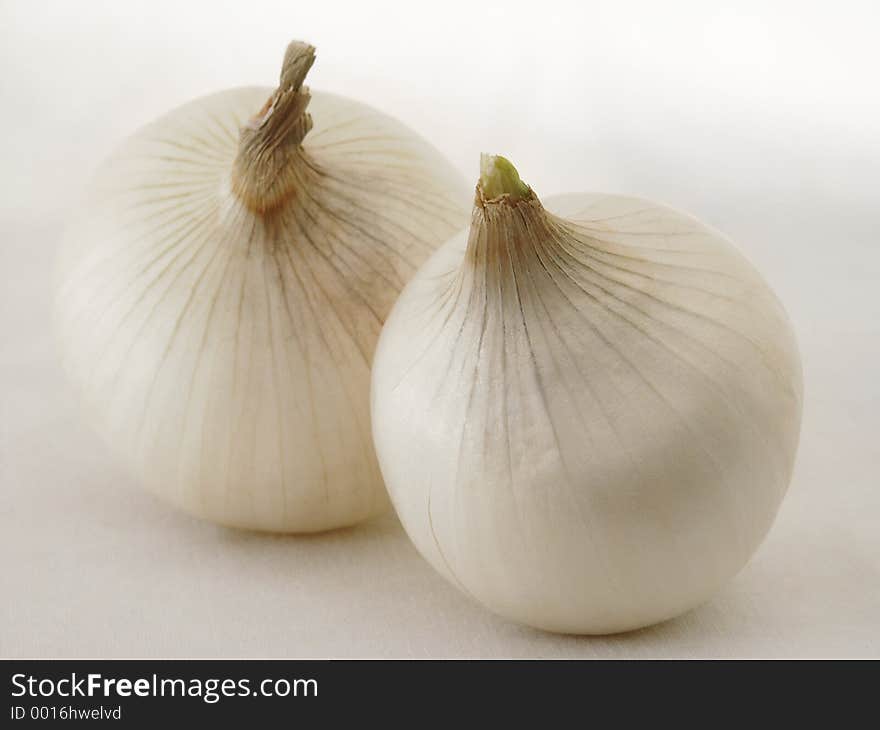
(1, 0, 878, 657)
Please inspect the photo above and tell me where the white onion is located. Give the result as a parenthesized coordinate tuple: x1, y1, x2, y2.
(55, 42, 470, 532)
(372, 155, 802, 633)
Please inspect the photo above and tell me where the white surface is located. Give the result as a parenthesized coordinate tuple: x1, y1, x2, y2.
(1, 0, 878, 657)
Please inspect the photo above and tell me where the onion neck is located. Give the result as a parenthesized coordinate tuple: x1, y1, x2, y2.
(466, 155, 556, 269)
(231, 41, 316, 215)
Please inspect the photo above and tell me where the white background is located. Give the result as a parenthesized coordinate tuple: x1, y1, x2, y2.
(1, 0, 878, 656)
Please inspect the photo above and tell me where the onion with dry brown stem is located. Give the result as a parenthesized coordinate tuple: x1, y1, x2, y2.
(55, 41, 470, 532)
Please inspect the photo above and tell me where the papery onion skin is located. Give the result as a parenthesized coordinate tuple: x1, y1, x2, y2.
(55, 43, 470, 533)
(371, 157, 802, 633)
